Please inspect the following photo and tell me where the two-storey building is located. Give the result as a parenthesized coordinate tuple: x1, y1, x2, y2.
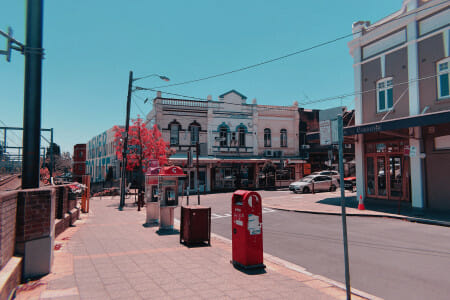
(348, 0, 450, 211)
(147, 90, 306, 192)
(148, 91, 210, 193)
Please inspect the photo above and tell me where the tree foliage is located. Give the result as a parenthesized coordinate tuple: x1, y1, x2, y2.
(113, 117, 170, 172)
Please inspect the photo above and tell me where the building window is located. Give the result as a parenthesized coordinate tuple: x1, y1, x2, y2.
(219, 126, 229, 147)
(377, 78, 393, 112)
(434, 135, 450, 150)
(280, 129, 287, 147)
(169, 122, 180, 146)
(264, 128, 271, 147)
(238, 126, 246, 147)
(189, 123, 200, 145)
(437, 58, 450, 99)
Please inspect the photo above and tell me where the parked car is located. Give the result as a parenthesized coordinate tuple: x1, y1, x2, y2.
(344, 176, 356, 192)
(289, 174, 338, 194)
(312, 170, 340, 183)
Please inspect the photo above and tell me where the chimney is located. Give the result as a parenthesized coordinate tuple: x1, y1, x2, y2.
(157, 91, 162, 98)
(207, 95, 212, 101)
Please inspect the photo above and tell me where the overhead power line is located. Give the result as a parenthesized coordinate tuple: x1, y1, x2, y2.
(135, 72, 441, 110)
(132, 95, 147, 117)
(298, 73, 440, 105)
(146, 1, 446, 90)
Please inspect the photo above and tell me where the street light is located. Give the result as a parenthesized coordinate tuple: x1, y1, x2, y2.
(119, 71, 170, 210)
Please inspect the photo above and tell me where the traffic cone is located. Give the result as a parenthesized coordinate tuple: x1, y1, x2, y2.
(358, 194, 365, 210)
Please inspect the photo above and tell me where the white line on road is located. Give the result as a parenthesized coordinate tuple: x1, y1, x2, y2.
(211, 207, 275, 219)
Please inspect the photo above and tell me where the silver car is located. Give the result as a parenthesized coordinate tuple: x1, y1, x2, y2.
(289, 175, 338, 194)
(312, 170, 340, 183)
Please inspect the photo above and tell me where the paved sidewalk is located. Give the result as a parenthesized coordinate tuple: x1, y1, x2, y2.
(16, 196, 373, 300)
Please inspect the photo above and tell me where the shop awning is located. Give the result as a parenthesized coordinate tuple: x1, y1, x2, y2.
(307, 109, 450, 142)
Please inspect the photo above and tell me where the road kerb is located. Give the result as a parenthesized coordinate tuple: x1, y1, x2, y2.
(263, 205, 450, 227)
(210, 232, 381, 300)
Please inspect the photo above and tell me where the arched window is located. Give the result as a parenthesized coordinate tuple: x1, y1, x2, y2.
(189, 121, 201, 145)
(238, 126, 246, 147)
(264, 128, 271, 147)
(219, 125, 229, 147)
(169, 121, 180, 146)
(280, 129, 287, 147)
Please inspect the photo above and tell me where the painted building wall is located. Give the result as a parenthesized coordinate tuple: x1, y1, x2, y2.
(256, 104, 299, 157)
(207, 91, 256, 156)
(86, 127, 120, 183)
(418, 33, 448, 113)
(423, 124, 450, 211)
(149, 96, 208, 153)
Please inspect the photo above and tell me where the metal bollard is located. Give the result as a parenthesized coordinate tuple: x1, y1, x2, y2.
(138, 190, 144, 211)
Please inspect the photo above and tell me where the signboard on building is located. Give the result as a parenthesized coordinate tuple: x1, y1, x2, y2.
(303, 163, 311, 175)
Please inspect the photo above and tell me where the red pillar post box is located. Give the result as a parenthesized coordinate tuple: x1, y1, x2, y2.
(231, 190, 265, 269)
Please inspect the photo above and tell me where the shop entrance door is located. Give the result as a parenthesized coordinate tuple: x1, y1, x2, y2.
(389, 156, 403, 198)
(366, 154, 408, 200)
(365, 140, 409, 201)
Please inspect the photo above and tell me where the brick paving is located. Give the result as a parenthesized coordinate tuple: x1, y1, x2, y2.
(15, 196, 372, 300)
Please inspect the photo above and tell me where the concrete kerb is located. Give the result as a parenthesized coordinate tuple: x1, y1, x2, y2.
(209, 232, 380, 300)
(264, 206, 450, 227)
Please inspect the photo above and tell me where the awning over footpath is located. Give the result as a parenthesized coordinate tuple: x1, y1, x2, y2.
(307, 109, 450, 142)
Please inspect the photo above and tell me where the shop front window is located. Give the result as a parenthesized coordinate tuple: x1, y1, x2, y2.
(377, 157, 387, 196)
(367, 157, 375, 195)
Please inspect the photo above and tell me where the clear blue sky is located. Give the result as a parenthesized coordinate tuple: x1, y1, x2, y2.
(1, 0, 400, 154)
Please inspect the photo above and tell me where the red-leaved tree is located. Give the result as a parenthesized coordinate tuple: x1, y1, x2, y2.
(113, 117, 169, 172)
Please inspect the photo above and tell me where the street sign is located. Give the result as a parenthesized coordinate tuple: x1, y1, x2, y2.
(410, 146, 417, 157)
(331, 119, 339, 144)
(319, 120, 331, 146)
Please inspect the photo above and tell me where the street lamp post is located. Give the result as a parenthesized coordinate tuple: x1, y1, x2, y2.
(119, 72, 170, 210)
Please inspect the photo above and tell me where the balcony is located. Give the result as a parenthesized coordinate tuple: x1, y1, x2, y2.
(212, 146, 253, 154)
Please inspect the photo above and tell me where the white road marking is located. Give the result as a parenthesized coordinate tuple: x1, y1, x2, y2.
(211, 207, 275, 219)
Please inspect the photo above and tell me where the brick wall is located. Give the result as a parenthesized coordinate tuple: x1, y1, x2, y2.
(0, 191, 18, 270)
(15, 188, 55, 255)
(54, 186, 69, 220)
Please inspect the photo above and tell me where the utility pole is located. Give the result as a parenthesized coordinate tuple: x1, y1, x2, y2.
(49, 128, 54, 178)
(196, 142, 200, 205)
(119, 71, 133, 210)
(22, 0, 44, 188)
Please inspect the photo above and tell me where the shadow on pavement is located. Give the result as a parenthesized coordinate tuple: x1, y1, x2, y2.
(231, 263, 267, 275)
(317, 196, 358, 209)
(156, 229, 180, 235)
(181, 242, 211, 248)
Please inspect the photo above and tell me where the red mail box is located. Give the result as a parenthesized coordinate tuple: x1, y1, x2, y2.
(231, 190, 265, 269)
